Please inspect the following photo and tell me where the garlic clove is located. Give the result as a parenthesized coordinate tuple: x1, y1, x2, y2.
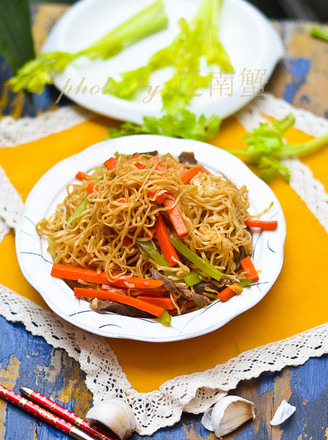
(207, 395, 255, 438)
(270, 399, 296, 426)
(86, 398, 136, 440)
(201, 407, 214, 431)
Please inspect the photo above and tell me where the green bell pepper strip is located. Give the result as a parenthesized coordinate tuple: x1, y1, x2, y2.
(68, 196, 88, 224)
(170, 234, 224, 282)
(184, 271, 202, 286)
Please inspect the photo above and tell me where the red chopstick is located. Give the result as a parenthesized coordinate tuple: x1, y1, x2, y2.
(0, 384, 96, 440)
(20, 387, 115, 440)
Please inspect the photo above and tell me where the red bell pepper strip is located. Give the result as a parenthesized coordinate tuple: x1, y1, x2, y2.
(163, 199, 188, 238)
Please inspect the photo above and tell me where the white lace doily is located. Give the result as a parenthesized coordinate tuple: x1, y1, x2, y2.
(0, 94, 328, 435)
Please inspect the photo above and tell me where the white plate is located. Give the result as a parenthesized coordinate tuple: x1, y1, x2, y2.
(16, 135, 286, 342)
(43, 0, 284, 123)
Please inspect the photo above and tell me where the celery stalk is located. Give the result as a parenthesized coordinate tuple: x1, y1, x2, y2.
(184, 271, 202, 286)
(170, 234, 224, 281)
(68, 196, 88, 225)
(137, 240, 170, 267)
(7, 0, 168, 94)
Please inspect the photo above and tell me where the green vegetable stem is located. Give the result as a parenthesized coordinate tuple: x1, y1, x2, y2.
(107, 0, 233, 115)
(170, 234, 224, 282)
(228, 113, 328, 183)
(7, 0, 168, 94)
(310, 27, 328, 42)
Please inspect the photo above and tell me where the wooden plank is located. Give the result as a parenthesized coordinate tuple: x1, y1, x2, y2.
(0, 314, 327, 439)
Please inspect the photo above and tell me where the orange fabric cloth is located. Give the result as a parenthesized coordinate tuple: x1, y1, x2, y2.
(0, 115, 327, 392)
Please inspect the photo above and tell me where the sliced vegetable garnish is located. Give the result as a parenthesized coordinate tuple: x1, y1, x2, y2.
(245, 219, 278, 230)
(75, 171, 89, 181)
(238, 278, 252, 287)
(241, 256, 259, 282)
(104, 156, 118, 170)
(163, 198, 188, 237)
(170, 234, 224, 281)
(137, 296, 176, 310)
(179, 166, 210, 184)
(154, 214, 179, 266)
(51, 264, 163, 289)
(74, 287, 167, 318)
(149, 189, 167, 203)
(184, 271, 202, 286)
(68, 196, 88, 224)
(158, 309, 171, 326)
(86, 183, 96, 194)
(217, 283, 242, 302)
(137, 240, 170, 268)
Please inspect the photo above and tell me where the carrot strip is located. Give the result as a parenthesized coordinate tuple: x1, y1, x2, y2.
(74, 288, 165, 317)
(129, 153, 141, 160)
(133, 290, 164, 297)
(217, 285, 236, 302)
(163, 198, 188, 238)
(148, 189, 167, 203)
(75, 171, 89, 181)
(123, 237, 133, 247)
(137, 296, 176, 310)
(51, 264, 163, 289)
(154, 191, 167, 203)
(154, 214, 179, 266)
(169, 300, 196, 315)
(86, 183, 96, 194)
(245, 219, 278, 230)
(104, 157, 118, 170)
(241, 257, 259, 282)
(101, 285, 164, 297)
(179, 166, 210, 184)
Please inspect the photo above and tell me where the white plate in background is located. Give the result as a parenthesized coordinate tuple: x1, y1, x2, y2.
(43, 0, 284, 123)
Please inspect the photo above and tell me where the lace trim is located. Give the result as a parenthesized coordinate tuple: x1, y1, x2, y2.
(1, 284, 327, 435)
(0, 105, 93, 148)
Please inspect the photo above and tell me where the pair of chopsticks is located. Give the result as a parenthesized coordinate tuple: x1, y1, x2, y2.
(0, 384, 115, 440)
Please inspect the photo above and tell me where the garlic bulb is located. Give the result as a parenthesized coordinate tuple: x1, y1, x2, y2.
(270, 399, 296, 426)
(201, 395, 255, 438)
(86, 398, 136, 440)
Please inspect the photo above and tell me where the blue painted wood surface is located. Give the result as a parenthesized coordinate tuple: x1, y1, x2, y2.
(1, 7, 328, 439)
(1, 315, 328, 439)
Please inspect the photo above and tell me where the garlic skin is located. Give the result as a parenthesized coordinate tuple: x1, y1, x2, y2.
(86, 398, 136, 440)
(270, 399, 296, 426)
(201, 395, 255, 438)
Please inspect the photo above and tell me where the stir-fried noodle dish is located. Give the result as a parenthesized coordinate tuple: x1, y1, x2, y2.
(37, 151, 259, 326)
